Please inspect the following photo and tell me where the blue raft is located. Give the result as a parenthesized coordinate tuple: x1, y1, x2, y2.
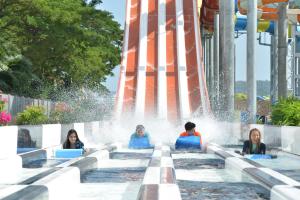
(245, 154, 273, 160)
(54, 149, 83, 158)
(128, 137, 153, 149)
(175, 136, 201, 149)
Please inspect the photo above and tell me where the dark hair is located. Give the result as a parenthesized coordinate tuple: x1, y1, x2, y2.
(185, 122, 196, 131)
(63, 129, 82, 149)
(136, 124, 145, 132)
(18, 128, 36, 148)
(248, 128, 261, 153)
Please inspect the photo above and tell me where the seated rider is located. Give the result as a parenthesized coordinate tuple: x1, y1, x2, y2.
(63, 129, 85, 150)
(242, 128, 266, 155)
(130, 125, 150, 139)
(180, 122, 202, 145)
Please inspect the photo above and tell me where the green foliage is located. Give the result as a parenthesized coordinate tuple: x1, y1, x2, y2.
(0, 0, 122, 97)
(235, 93, 247, 101)
(271, 97, 300, 126)
(0, 57, 43, 96)
(0, 100, 4, 112)
(16, 106, 48, 125)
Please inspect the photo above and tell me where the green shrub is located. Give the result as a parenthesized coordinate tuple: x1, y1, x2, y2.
(0, 100, 5, 112)
(271, 97, 300, 126)
(16, 106, 48, 125)
(235, 93, 247, 101)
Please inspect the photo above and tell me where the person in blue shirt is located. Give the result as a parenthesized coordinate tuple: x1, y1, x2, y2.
(63, 129, 84, 150)
(129, 125, 152, 148)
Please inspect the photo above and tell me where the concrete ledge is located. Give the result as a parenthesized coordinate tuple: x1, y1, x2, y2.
(33, 167, 80, 200)
(159, 184, 181, 200)
(149, 157, 161, 167)
(154, 146, 170, 151)
(87, 150, 109, 160)
(18, 168, 60, 185)
(241, 158, 264, 167)
(70, 157, 98, 175)
(137, 184, 181, 200)
(259, 168, 300, 186)
(215, 150, 234, 159)
(160, 167, 176, 184)
(208, 143, 300, 194)
(225, 157, 256, 171)
(143, 167, 161, 184)
(0, 155, 22, 184)
(271, 185, 300, 200)
(137, 184, 159, 200)
(0, 185, 48, 200)
(19, 149, 47, 166)
(244, 168, 286, 189)
(160, 157, 173, 167)
(152, 150, 162, 157)
(206, 145, 222, 154)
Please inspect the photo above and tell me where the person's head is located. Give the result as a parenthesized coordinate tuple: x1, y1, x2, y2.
(249, 128, 261, 144)
(18, 129, 33, 147)
(67, 129, 79, 145)
(136, 125, 145, 137)
(19, 129, 31, 142)
(185, 122, 196, 136)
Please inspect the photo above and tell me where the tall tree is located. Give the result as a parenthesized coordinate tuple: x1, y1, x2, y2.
(0, 0, 122, 96)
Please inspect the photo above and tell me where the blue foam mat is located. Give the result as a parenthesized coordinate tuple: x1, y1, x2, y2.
(175, 136, 201, 149)
(54, 149, 83, 158)
(128, 137, 153, 149)
(245, 154, 272, 160)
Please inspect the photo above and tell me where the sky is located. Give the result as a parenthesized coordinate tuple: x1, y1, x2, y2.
(99, 0, 271, 92)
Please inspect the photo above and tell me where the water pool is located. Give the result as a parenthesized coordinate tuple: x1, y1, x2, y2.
(173, 151, 270, 200)
(23, 159, 69, 168)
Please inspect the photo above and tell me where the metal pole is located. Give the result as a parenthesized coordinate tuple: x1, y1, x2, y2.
(271, 22, 278, 104)
(297, 58, 300, 96)
(223, 0, 235, 120)
(219, 0, 225, 115)
(278, 3, 288, 98)
(213, 13, 220, 112)
(291, 25, 296, 96)
(205, 37, 210, 87)
(209, 36, 214, 104)
(203, 37, 207, 79)
(247, 0, 257, 123)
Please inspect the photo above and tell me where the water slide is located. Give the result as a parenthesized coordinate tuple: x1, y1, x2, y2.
(115, 0, 211, 122)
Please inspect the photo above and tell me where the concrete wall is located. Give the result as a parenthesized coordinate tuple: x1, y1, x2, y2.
(0, 126, 18, 158)
(0, 121, 101, 159)
(281, 126, 300, 155)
